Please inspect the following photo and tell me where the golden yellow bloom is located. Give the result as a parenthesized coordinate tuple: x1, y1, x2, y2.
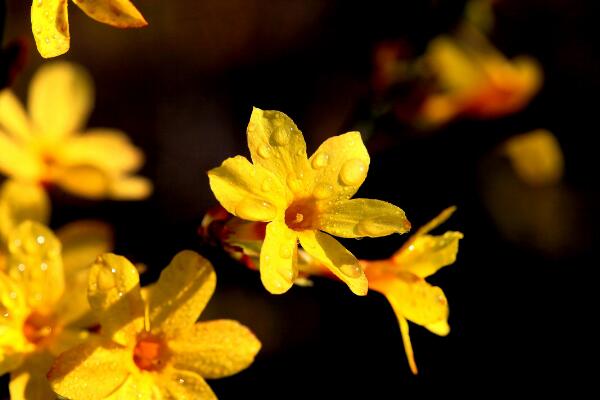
(0, 61, 152, 200)
(208, 108, 410, 295)
(420, 34, 542, 126)
(361, 207, 463, 374)
(48, 250, 261, 399)
(503, 129, 564, 186)
(31, 0, 148, 58)
(1, 219, 111, 399)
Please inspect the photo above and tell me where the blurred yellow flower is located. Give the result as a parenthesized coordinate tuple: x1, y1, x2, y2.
(503, 129, 564, 186)
(420, 34, 542, 126)
(361, 207, 463, 374)
(208, 108, 410, 295)
(1, 220, 111, 399)
(0, 61, 152, 200)
(49, 250, 261, 399)
(31, 0, 148, 58)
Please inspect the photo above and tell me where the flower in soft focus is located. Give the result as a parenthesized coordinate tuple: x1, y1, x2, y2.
(360, 207, 463, 374)
(0, 61, 152, 200)
(31, 0, 147, 58)
(0, 219, 111, 399)
(503, 129, 564, 186)
(419, 33, 542, 126)
(208, 108, 410, 295)
(49, 250, 261, 399)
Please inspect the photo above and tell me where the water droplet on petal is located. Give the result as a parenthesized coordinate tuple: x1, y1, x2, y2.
(272, 128, 290, 146)
(235, 199, 277, 221)
(311, 152, 329, 169)
(258, 145, 271, 159)
(36, 235, 45, 245)
(37, 0, 43, 6)
(339, 263, 362, 278)
(40, 262, 48, 271)
(313, 183, 333, 199)
(356, 218, 397, 237)
(97, 267, 116, 291)
(286, 172, 304, 193)
(339, 159, 367, 186)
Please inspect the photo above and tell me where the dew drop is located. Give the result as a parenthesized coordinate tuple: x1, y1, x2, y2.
(313, 183, 333, 199)
(257, 145, 271, 159)
(311, 152, 329, 169)
(40, 262, 48, 271)
(235, 200, 277, 221)
(37, 0, 43, 6)
(339, 159, 367, 186)
(356, 219, 396, 237)
(271, 128, 290, 146)
(97, 267, 117, 291)
(36, 235, 45, 245)
(339, 263, 362, 278)
(261, 178, 272, 192)
(286, 172, 304, 193)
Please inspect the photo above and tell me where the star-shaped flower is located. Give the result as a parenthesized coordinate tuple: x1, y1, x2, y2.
(31, 0, 148, 58)
(0, 61, 151, 200)
(48, 250, 261, 399)
(208, 108, 410, 295)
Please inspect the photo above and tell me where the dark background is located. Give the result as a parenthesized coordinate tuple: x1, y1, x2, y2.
(2, 0, 598, 397)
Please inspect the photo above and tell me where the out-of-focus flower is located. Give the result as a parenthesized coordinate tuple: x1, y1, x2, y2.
(503, 129, 564, 186)
(361, 207, 462, 374)
(0, 220, 110, 399)
(419, 33, 542, 126)
(31, 0, 148, 58)
(0, 61, 152, 200)
(49, 250, 261, 399)
(208, 108, 410, 295)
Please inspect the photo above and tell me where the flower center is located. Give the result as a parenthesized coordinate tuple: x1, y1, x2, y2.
(23, 312, 57, 346)
(284, 198, 319, 231)
(133, 332, 169, 371)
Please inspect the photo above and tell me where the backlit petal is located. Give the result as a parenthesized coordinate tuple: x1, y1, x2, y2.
(148, 251, 216, 335)
(0, 180, 50, 245)
(398, 316, 418, 375)
(48, 338, 132, 400)
(0, 132, 42, 181)
(28, 61, 93, 138)
(31, 0, 70, 58)
(158, 369, 217, 400)
(298, 230, 367, 296)
(307, 131, 370, 201)
(88, 253, 144, 345)
(208, 155, 287, 221)
(0, 90, 31, 141)
(394, 231, 463, 278)
(109, 176, 153, 200)
(318, 198, 410, 238)
(73, 0, 148, 28)
(259, 218, 297, 294)
(104, 372, 161, 400)
(54, 165, 111, 199)
(170, 319, 261, 379)
(247, 108, 312, 194)
(7, 221, 64, 311)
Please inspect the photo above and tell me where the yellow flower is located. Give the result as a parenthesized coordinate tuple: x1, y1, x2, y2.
(0, 61, 152, 200)
(503, 129, 564, 186)
(361, 207, 463, 374)
(208, 108, 410, 295)
(420, 34, 542, 126)
(31, 0, 148, 58)
(48, 250, 261, 399)
(1, 219, 111, 399)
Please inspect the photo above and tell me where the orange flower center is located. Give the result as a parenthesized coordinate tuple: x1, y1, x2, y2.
(133, 333, 169, 371)
(23, 312, 57, 346)
(285, 198, 319, 231)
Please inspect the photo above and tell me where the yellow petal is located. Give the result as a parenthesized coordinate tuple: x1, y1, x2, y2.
(57, 220, 113, 278)
(109, 176, 153, 200)
(427, 36, 482, 91)
(0, 180, 50, 245)
(48, 338, 132, 400)
(398, 316, 418, 375)
(259, 218, 297, 294)
(9, 351, 56, 400)
(158, 369, 217, 400)
(318, 198, 410, 238)
(298, 230, 367, 296)
(104, 372, 161, 400)
(247, 108, 312, 193)
(58, 129, 144, 174)
(73, 0, 148, 28)
(0, 351, 24, 377)
(54, 165, 111, 199)
(88, 253, 144, 345)
(425, 320, 450, 336)
(394, 231, 463, 278)
(208, 155, 287, 221)
(147, 250, 216, 335)
(308, 131, 370, 201)
(48, 327, 89, 355)
(0, 90, 31, 141)
(7, 221, 64, 311)
(170, 319, 261, 379)
(0, 132, 42, 180)
(28, 61, 93, 138)
(31, 0, 70, 58)
(504, 129, 564, 186)
(371, 272, 449, 328)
